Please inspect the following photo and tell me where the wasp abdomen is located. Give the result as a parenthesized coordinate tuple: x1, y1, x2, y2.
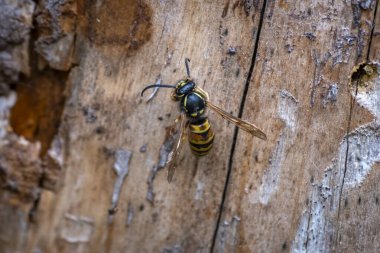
(188, 118, 214, 156)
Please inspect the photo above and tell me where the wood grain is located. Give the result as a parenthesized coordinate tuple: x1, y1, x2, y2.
(0, 1, 379, 253)
(24, 1, 267, 252)
(214, 1, 379, 252)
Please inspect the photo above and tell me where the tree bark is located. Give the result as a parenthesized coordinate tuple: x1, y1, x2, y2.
(0, 0, 379, 253)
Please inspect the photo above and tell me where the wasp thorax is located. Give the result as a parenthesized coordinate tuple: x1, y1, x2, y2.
(181, 92, 206, 118)
(171, 79, 196, 101)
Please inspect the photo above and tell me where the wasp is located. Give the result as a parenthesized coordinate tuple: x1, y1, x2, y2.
(141, 59, 266, 182)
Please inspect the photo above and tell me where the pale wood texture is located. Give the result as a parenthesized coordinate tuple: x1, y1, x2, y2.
(0, 1, 379, 253)
(215, 1, 380, 253)
(27, 1, 265, 253)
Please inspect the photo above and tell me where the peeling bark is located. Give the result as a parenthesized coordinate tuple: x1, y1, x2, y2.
(0, 0, 35, 95)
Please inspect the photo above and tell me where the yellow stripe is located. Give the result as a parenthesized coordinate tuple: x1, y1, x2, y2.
(191, 109, 205, 117)
(184, 96, 188, 112)
(189, 134, 214, 145)
(193, 91, 204, 100)
(190, 144, 213, 152)
(189, 120, 210, 133)
(176, 80, 186, 88)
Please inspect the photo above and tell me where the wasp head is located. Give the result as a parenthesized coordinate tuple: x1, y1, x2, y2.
(171, 79, 196, 101)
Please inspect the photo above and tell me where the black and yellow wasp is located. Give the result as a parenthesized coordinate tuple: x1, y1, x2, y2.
(141, 59, 266, 182)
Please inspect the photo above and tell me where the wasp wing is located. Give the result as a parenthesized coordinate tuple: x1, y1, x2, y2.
(206, 101, 267, 140)
(167, 112, 188, 183)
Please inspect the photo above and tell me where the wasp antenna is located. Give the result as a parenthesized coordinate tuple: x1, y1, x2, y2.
(185, 58, 191, 77)
(140, 84, 176, 96)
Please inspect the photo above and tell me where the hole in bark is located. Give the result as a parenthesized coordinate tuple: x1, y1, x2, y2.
(282, 241, 287, 250)
(350, 62, 378, 93)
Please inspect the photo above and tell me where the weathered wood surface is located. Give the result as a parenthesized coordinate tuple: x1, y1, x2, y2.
(215, 1, 380, 252)
(0, 0, 379, 253)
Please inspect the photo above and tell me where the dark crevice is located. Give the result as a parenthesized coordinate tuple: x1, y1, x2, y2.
(304, 198, 313, 252)
(28, 176, 44, 222)
(210, 1, 268, 252)
(334, 1, 378, 249)
(366, 0, 379, 61)
(334, 79, 357, 250)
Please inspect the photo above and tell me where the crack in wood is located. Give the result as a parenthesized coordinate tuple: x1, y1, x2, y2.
(210, 1, 268, 252)
(334, 59, 379, 250)
(366, 0, 379, 59)
(304, 200, 312, 252)
(292, 61, 380, 252)
(333, 67, 358, 251)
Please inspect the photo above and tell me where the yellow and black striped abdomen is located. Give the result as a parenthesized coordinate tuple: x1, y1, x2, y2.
(188, 118, 214, 156)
